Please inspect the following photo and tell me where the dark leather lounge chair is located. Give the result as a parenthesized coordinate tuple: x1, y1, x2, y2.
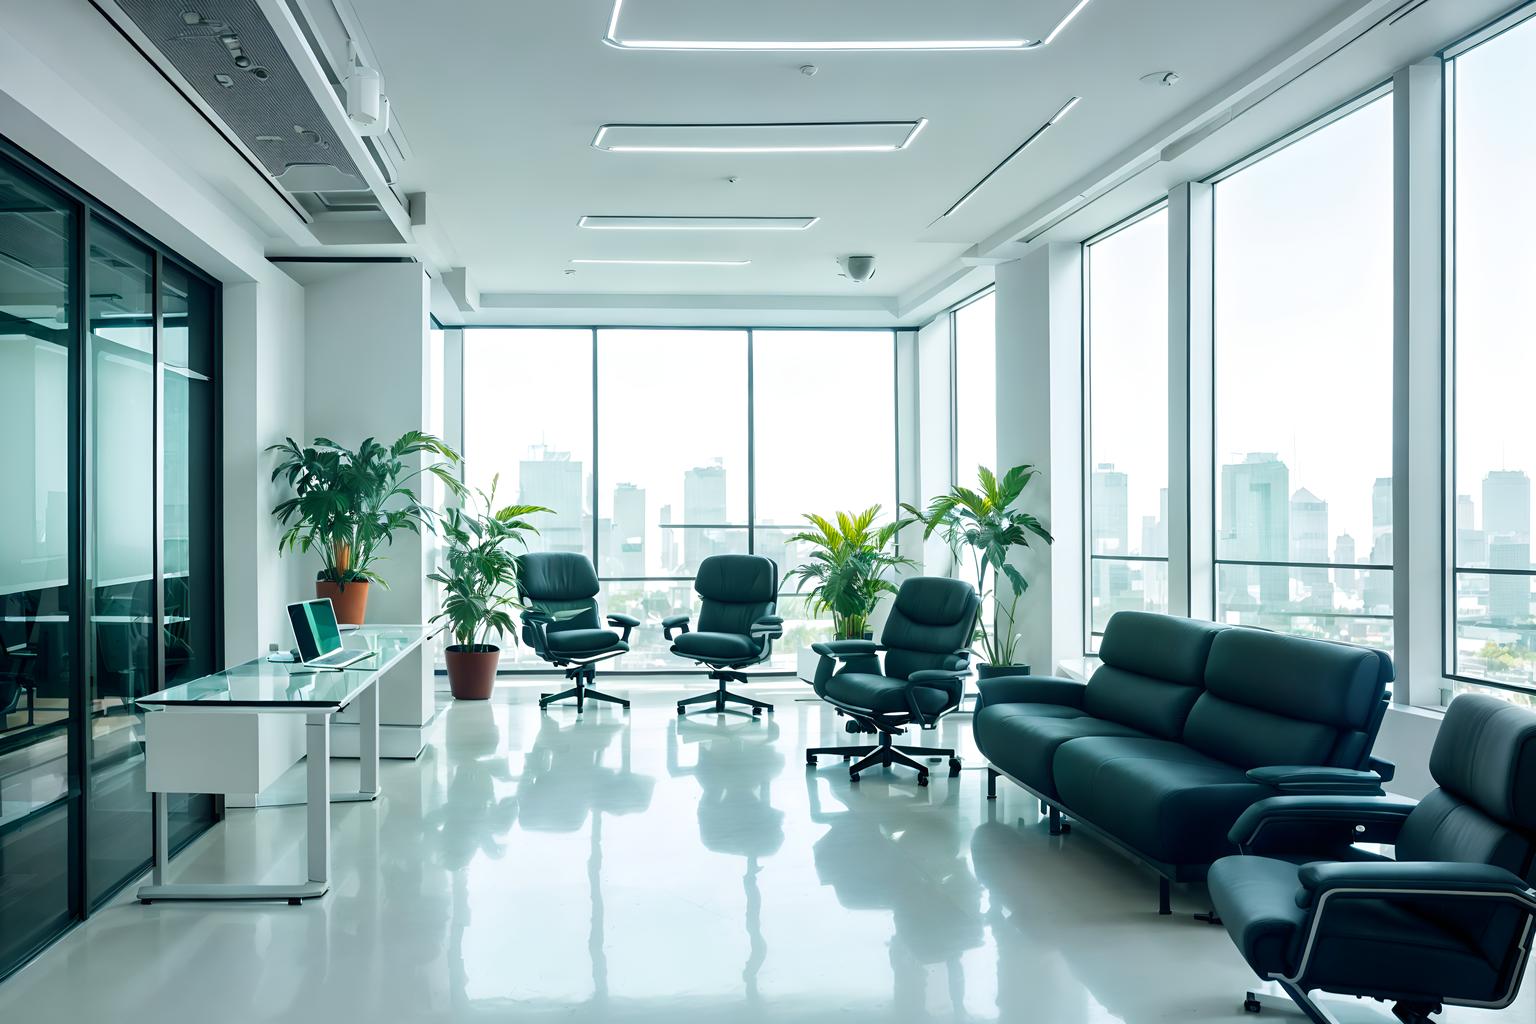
(974, 610, 1394, 913)
(518, 552, 637, 713)
(805, 576, 981, 787)
(664, 554, 783, 716)
(1210, 694, 1536, 1024)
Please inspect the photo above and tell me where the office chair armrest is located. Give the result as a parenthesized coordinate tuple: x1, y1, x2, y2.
(1366, 755, 1396, 783)
(606, 613, 640, 642)
(750, 615, 783, 639)
(661, 614, 690, 640)
(1297, 861, 1536, 909)
(908, 668, 967, 686)
(810, 639, 881, 660)
(1247, 765, 1386, 795)
(974, 675, 1086, 711)
(1229, 794, 1417, 854)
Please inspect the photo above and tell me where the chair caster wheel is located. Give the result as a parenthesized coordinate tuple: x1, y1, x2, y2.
(677, 705, 685, 715)
(949, 757, 962, 776)
(845, 720, 862, 734)
(752, 707, 762, 716)
(806, 755, 818, 766)
(288, 898, 302, 906)
(849, 771, 860, 782)
(1243, 993, 1261, 1013)
(917, 773, 930, 787)
(139, 899, 152, 905)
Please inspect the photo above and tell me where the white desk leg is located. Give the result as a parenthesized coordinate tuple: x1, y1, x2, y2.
(360, 679, 379, 798)
(151, 791, 169, 887)
(307, 711, 331, 887)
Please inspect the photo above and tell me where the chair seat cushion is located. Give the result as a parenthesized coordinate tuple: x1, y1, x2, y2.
(824, 672, 953, 716)
(547, 628, 624, 656)
(973, 704, 1149, 799)
(1208, 855, 1308, 978)
(1053, 736, 1272, 866)
(672, 631, 761, 663)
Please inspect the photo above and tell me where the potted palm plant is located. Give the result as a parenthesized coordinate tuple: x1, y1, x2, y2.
(269, 431, 464, 624)
(428, 479, 549, 700)
(785, 506, 914, 679)
(903, 465, 1053, 677)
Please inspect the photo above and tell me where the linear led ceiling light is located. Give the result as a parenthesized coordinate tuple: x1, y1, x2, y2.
(592, 120, 927, 154)
(570, 258, 751, 266)
(942, 96, 1081, 218)
(578, 215, 818, 231)
(604, 0, 1092, 51)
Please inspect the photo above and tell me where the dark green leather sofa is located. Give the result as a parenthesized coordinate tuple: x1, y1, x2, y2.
(973, 611, 1394, 914)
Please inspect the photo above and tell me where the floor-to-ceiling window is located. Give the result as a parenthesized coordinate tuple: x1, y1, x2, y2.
(1448, 15, 1536, 702)
(461, 327, 898, 670)
(1212, 93, 1395, 653)
(1084, 207, 1169, 651)
(953, 291, 996, 486)
(0, 143, 220, 979)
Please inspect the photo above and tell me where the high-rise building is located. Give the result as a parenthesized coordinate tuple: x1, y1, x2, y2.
(1457, 494, 1488, 566)
(659, 503, 677, 574)
(683, 461, 728, 572)
(1220, 453, 1289, 606)
(1371, 477, 1393, 544)
(611, 483, 646, 577)
(1290, 488, 1330, 608)
(1091, 464, 1129, 555)
(1364, 477, 1394, 612)
(519, 445, 585, 553)
(1334, 533, 1358, 598)
(1484, 470, 1531, 543)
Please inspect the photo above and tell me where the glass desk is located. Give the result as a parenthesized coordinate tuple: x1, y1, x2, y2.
(134, 625, 433, 904)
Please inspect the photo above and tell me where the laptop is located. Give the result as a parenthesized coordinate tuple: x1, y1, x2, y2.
(287, 598, 372, 670)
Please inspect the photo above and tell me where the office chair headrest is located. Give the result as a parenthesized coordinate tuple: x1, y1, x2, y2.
(890, 576, 979, 628)
(694, 554, 778, 604)
(518, 552, 599, 602)
(1431, 694, 1536, 832)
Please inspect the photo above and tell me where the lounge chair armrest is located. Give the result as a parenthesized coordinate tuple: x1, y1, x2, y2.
(521, 609, 554, 625)
(810, 639, 882, 660)
(1228, 794, 1417, 852)
(1246, 765, 1386, 795)
(1297, 861, 1536, 909)
(661, 614, 690, 640)
(974, 675, 1087, 711)
(907, 668, 967, 686)
(750, 615, 784, 638)
(606, 612, 640, 641)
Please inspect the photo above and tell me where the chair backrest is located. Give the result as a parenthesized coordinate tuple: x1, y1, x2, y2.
(1083, 611, 1225, 739)
(694, 554, 778, 638)
(518, 552, 601, 651)
(1180, 628, 1392, 770)
(878, 577, 980, 681)
(1398, 694, 1536, 882)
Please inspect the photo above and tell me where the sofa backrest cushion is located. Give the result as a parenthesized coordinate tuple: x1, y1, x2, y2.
(1082, 612, 1224, 739)
(881, 577, 981, 680)
(1182, 628, 1390, 769)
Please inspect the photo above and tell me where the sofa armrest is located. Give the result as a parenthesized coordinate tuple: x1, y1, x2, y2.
(1229, 794, 1417, 854)
(810, 639, 881, 660)
(974, 675, 1087, 711)
(661, 614, 690, 640)
(1246, 765, 1386, 795)
(1297, 861, 1536, 909)
(1366, 755, 1396, 783)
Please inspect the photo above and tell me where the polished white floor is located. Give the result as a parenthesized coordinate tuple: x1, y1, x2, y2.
(1, 678, 1530, 1023)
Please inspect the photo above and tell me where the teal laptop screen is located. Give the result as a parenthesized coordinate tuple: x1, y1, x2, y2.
(288, 599, 343, 660)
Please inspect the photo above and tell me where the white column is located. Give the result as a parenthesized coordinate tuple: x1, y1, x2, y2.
(1395, 59, 1447, 708)
(914, 316, 956, 575)
(1167, 182, 1215, 621)
(994, 245, 1084, 673)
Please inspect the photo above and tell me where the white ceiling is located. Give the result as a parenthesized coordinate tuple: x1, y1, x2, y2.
(345, 0, 1380, 312)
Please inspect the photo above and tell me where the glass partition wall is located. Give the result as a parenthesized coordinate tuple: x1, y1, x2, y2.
(0, 144, 220, 979)
(462, 327, 897, 670)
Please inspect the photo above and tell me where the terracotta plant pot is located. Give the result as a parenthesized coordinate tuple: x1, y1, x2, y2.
(445, 644, 500, 700)
(975, 661, 1031, 680)
(317, 578, 370, 625)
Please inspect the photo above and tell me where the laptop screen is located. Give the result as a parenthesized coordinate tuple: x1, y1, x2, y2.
(288, 599, 343, 661)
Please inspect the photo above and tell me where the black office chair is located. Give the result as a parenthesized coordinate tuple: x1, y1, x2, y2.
(663, 554, 783, 717)
(518, 552, 638, 713)
(1209, 694, 1536, 1024)
(805, 576, 980, 787)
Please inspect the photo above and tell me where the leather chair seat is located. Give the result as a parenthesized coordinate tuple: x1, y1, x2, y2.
(973, 704, 1149, 799)
(546, 628, 624, 656)
(1053, 736, 1272, 865)
(672, 631, 761, 663)
(823, 672, 952, 716)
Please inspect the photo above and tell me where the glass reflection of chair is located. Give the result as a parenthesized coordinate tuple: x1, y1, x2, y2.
(668, 715, 785, 1000)
(515, 712, 655, 1004)
(806, 772, 983, 1013)
(428, 700, 518, 870)
(1, 593, 40, 731)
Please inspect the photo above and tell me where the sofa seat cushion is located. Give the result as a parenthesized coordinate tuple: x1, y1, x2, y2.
(824, 672, 953, 716)
(672, 631, 761, 663)
(1053, 736, 1273, 866)
(546, 628, 623, 656)
(973, 704, 1148, 799)
(1208, 855, 1307, 978)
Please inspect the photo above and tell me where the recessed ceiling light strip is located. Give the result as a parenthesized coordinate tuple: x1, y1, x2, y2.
(603, 0, 1093, 51)
(570, 258, 751, 266)
(942, 96, 1081, 218)
(592, 119, 927, 154)
(578, 215, 818, 231)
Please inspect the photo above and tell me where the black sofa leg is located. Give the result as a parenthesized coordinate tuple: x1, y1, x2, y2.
(1047, 806, 1070, 836)
(986, 768, 998, 800)
(1194, 909, 1222, 925)
(1158, 877, 1172, 916)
